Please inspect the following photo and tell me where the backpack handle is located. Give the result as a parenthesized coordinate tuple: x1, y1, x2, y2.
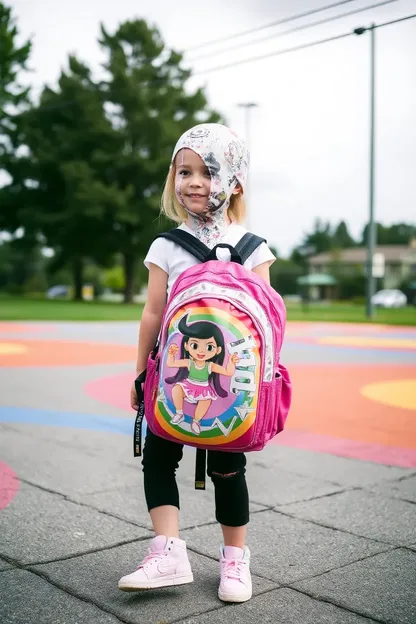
(206, 243, 243, 265)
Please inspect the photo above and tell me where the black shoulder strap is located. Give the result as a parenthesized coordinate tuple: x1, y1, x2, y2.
(156, 230, 209, 263)
(156, 229, 266, 265)
(234, 233, 266, 263)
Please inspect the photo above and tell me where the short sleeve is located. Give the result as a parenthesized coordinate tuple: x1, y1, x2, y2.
(144, 238, 169, 273)
(244, 242, 276, 270)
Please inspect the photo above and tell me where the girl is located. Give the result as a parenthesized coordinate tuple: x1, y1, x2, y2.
(166, 313, 239, 435)
(118, 123, 275, 603)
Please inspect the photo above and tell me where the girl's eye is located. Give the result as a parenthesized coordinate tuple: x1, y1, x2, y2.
(190, 342, 198, 350)
(179, 169, 190, 176)
(207, 345, 215, 352)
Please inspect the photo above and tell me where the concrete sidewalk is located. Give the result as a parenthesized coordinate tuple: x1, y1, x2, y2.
(0, 321, 415, 623)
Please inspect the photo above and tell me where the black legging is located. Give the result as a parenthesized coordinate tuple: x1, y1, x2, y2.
(142, 428, 249, 527)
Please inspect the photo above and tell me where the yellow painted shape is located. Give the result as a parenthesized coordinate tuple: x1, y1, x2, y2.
(361, 379, 416, 411)
(0, 342, 28, 355)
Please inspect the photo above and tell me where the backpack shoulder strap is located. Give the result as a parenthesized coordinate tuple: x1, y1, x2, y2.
(156, 230, 209, 263)
(234, 233, 266, 264)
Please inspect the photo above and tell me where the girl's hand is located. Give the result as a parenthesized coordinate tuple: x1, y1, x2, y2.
(131, 380, 139, 411)
(168, 344, 179, 357)
(230, 353, 239, 365)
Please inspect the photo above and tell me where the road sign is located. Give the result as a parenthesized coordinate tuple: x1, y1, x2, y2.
(372, 252, 385, 278)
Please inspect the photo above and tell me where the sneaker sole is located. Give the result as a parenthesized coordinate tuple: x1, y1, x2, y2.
(118, 573, 194, 591)
(218, 589, 252, 603)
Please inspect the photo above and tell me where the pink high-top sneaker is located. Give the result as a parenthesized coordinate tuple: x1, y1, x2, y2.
(218, 545, 252, 603)
(118, 535, 193, 591)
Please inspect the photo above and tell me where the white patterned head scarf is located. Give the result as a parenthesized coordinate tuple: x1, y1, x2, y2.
(172, 123, 249, 246)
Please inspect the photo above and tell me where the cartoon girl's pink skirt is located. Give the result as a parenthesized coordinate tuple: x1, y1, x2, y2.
(176, 380, 217, 404)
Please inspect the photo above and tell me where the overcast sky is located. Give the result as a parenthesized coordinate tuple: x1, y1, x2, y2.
(7, 0, 416, 255)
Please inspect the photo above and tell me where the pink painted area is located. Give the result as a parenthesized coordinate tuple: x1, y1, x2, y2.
(273, 430, 416, 468)
(0, 461, 19, 510)
(84, 372, 134, 412)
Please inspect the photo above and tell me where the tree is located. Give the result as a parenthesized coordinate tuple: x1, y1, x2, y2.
(270, 258, 303, 295)
(0, 237, 47, 292)
(290, 218, 333, 266)
(19, 56, 122, 299)
(0, 2, 33, 239)
(98, 19, 221, 302)
(361, 222, 416, 246)
(332, 220, 355, 248)
(0, 2, 31, 150)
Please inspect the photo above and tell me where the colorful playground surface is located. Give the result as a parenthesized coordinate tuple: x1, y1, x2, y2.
(0, 319, 415, 492)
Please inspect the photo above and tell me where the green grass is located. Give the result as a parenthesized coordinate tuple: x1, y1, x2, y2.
(0, 296, 414, 325)
(285, 302, 415, 326)
(0, 297, 144, 321)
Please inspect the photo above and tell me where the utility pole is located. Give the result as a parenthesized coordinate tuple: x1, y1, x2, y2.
(354, 24, 376, 319)
(237, 102, 258, 231)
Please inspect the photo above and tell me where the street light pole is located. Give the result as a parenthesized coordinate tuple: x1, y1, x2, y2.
(354, 24, 376, 319)
(237, 102, 258, 231)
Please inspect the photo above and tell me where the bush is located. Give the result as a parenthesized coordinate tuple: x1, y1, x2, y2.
(337, 273, 366, 300)
(23, 273, 48, 295)
(102, 266, 125, 293)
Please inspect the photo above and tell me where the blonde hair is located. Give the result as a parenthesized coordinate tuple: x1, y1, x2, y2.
(161, 164, 246, 224)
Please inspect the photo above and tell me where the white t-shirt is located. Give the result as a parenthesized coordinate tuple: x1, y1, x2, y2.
(144, 222, 275, 295)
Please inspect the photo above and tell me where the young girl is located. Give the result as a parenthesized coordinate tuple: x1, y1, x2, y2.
(118, 123, 275, 603)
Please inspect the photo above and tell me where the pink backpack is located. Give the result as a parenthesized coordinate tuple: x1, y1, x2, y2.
(134, 230, 292, 487)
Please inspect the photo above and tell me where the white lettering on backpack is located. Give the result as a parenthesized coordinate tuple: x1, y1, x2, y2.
(227, 336, 257, 394)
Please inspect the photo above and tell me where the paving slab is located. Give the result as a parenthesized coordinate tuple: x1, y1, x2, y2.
(34, 540, 277, 624)
(0, 558, 13, 572)
(0, 481, 150, 565)
(182, 510, 390, 584)
(0, 426, 141, 498)
(246, 462, 346, 506)
(369, 474, 416, 503)
(181, 587, 379, 624)
(294, 548, 416, 624)
(0, 569, 122, 624)
(0, 422, 136, 469)
(277, 490, 416, 546)
(256, 444, 413, 486)
(74, 481, 266, 531)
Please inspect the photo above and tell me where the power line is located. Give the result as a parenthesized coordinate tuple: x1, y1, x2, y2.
(372, 11, 416, 27)
(188, 0, 398, 62)
(32, 12, 416, 113)
(186, 1, 358, 52)
(192, 12, 416, 76)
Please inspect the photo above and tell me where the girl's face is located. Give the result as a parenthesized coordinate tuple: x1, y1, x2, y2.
(185, 336, 222, 362)
(174, 148, 211, 215)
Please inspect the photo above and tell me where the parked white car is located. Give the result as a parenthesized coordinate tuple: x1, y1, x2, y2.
(371, 289, 407, 308)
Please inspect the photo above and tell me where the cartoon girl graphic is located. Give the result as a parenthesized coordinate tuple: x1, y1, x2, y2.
(165, 314, 239, 435)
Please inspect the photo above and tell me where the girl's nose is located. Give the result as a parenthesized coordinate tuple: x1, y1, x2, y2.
(189, 174, 204, 187)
